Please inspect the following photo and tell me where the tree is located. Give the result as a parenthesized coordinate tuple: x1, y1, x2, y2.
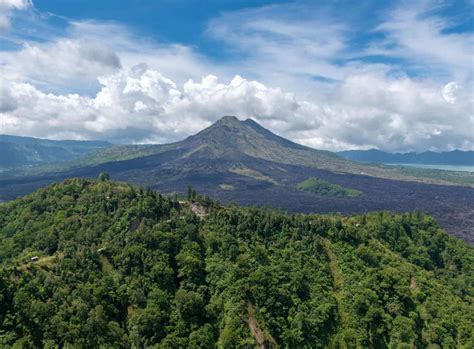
(99, 172, 110, 182)
(0, 178, 472, 348)
(187, 185, 193, 200)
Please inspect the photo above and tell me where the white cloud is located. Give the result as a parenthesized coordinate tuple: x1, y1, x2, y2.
(0, 39, 121, 92)
(0, 0, 31, 31)
(206, 3, 351, 98)
(0, 0, 472, 152)
(0, 20, 223, 95)
(373, 1, 474, 83)
(0, 67, 312, 143)
(296, 74, 473, 152)
(67, 20, 221, 85)
(442, 82, 459, 104)
(1, 67, 472, 152)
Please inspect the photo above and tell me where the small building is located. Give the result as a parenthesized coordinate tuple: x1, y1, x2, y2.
(31, 256, 39, 262)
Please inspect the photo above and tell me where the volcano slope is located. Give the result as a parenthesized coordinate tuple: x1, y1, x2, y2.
(0, 116, 473, 242)
(0, 179, 472, 348)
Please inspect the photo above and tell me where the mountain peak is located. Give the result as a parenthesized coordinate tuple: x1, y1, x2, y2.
(178, 114, 318, 162)
(215, 115, 241, 126)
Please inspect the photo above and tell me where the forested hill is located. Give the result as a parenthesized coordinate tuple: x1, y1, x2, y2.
(0, 179, 473, 348)
(0, 134, 111, 168)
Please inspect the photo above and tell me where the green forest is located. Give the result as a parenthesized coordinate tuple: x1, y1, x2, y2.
(0, 178, 472, 348)
(297, 178, 362, 197)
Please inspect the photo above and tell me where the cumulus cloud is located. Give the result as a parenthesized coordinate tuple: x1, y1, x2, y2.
(0, 0, 31, 31)
(0, 20, 224, 95)
(0, 66, 311, 143)
(294, 74, 473, 151)
(1, 67, 472, 151)
(0, 0, 472, 152)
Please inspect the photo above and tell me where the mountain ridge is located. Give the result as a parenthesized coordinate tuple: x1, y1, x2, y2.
(0, 134, 112, 168)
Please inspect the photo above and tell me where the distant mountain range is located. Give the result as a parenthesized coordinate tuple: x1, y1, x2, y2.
(1, 116, 473, 242)
(0, 134, 111, 168)
(338, 149, 474, 166)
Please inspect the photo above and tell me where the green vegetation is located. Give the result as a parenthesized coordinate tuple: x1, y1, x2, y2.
(67, 144, 164, 167)
(99, 172, 111, 182)
(0, 144, 160, 178)
(0, 179, 472, 348)
(297, 177, 363, 197)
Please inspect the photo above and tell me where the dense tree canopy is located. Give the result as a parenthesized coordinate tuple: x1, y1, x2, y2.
(296, 177, 362, 197)
(0, 178, 472, 348)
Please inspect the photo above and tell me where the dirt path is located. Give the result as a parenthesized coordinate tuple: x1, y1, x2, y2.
(321, 238, 349, 327)
(247, 303, 277, 349)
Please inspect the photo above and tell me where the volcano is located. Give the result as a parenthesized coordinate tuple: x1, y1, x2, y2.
(1, 116, 473, 242)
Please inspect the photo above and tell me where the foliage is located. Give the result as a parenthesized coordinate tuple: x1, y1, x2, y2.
(297, 177, 363, 197)
(0, 179, 472, 348)
(99, 172, 111, 182)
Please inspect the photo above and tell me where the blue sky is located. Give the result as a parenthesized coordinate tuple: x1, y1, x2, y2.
(0, 0, 473, 151)
(23, 0, 471, 78)
(33, 0, 280, 43)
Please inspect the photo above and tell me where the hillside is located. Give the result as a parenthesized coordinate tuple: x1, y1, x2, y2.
(0, 179, 472, 348)
(3, 117, 473, 187)
(0, 135, 111, 169)
(1, 116, 473, 242)
(338, 149, 474, 166)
